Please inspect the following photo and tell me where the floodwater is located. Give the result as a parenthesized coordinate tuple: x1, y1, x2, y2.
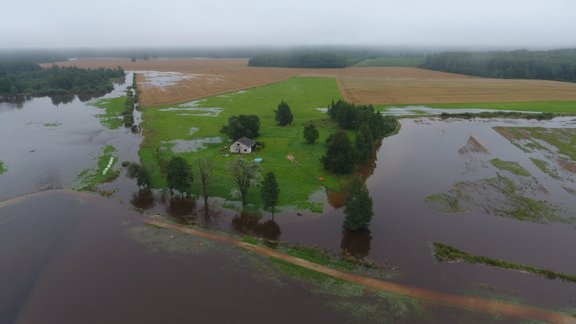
(2, 74, 576, 322)
(0, 191, 345, 324)
(275, 117, 576, 310)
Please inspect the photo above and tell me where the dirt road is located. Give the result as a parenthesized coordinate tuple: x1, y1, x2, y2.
(147, 219, 576, 324)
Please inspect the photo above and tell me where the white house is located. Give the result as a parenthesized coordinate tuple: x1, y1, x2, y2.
(230, 137, 255, 154)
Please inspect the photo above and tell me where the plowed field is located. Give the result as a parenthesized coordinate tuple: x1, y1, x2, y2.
(49, 58, 576, 107)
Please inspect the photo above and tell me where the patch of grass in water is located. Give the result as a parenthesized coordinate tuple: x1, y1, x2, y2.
(268, 257, 364, 297)
(425, 193, 463, 213)
(427, 174, 564, 223)
(126, 224, 217, 255)
(0, 161, 6, 175)
(489, 159, 531, 177)
(433, 242, 576, 283)
(43, 121, 62, 127)
(76, 145, 119, 191)
(92, 96, 126, 129)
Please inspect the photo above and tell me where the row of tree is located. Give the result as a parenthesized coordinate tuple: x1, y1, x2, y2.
(133, 155, 280, 215)
(248, 50, 364, 68)
(322, 100, 398, 174)
(421, 49, 576, 82)
(0, 62, 124, 97)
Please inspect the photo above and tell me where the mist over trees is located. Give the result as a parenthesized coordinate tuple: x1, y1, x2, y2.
(422, 49, 576, 82)
(0, 62, 124, 96)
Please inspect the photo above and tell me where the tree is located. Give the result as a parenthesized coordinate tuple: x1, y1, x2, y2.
(166, 156, 193, 197)
(261, 172, 279, 218)
(228, 157, 261, 207)
(321, 131, 357, 174)
(343, 177, 373, 231)
(355, 123, 374, 164)
(303, 124, 319, 144)
(275, 100, 293, 126)
(221, 114, 260, 140)
(126, 162, 151, 188)
(197, 158, 215, 210)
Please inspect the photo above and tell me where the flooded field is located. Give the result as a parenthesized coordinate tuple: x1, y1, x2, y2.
(2, 71, 576, 322)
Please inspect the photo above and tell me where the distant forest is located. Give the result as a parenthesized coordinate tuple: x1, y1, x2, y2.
(422, 49, 576, 82)
(248, 49, 425, 68)
(0, 61, 124, 96)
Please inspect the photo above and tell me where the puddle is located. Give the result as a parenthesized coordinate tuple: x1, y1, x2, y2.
(137, 71, 201, 88)
(162, 137, 223, 153)
(158, 107, 224, 117)
(383, 105, 537, 116)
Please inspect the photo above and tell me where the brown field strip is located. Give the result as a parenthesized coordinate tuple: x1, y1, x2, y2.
(147, 219, 575, 324)
(48, 58, 576, 107)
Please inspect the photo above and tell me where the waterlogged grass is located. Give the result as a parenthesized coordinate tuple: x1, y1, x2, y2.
(93, 96, 126, 129)
(127, 224, 217, 255)
(76, 145, 119, 191)
(530, 158, 561, 180)
(433, 242, 576, 283)
(0, 161, 6, 175)
(141, 77, 347, 211)
(428, 175, 563, 223)
(489, 159, 531, 177)
(425, 193, 463, 213)
(409, 101, 576, 114)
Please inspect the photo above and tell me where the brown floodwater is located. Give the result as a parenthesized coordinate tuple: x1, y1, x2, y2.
(2, 76, 576, 322)
(0, 191, 348, 324)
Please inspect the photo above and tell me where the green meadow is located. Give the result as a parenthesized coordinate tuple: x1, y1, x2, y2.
(140, 77, 346, 211)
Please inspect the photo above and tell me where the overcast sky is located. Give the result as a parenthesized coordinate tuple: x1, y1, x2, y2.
(2, 0, 575, 49)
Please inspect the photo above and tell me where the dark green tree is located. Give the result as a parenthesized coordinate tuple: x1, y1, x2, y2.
(126, 162, 151, 188)
(275, 100, 293, 126)
(355, 123, 374, 164)
(303, 124, 319, 144)
(166, 156, 193, 197)
(343, 177, 374, 231)
(321, 131, 357, 174)
(196, 157, 215, 211)
(221, 114, 260, 140)
(228, 157, 261, 207)
(261, 172, 279, 218)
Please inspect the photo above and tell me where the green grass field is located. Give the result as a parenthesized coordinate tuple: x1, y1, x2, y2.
(380, 101, 576, 114)
(140, 77, 346, 211)
(92, 96, 127, 129)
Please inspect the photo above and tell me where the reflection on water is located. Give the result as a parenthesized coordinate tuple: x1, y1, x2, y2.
(231, 212, 281, 241)
(167, 197, 197, 224)
(130, 188, 155, 210)
(340, 230, 372, 259)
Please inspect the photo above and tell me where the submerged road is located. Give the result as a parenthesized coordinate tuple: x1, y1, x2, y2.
(147, 219, 576, 324)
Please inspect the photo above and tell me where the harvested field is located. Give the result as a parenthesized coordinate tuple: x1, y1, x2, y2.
(47, 58, 576, 107)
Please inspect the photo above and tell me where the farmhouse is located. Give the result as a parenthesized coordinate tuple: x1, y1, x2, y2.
(230, 137, 255, 154)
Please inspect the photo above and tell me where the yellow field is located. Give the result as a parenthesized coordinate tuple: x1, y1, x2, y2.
(48, 58, 576, 107)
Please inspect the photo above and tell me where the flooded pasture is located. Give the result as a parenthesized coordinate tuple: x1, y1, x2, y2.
(2, 74, 576, 323)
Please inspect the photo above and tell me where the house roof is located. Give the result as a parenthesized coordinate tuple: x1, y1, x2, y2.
(235, 136, 255, 147)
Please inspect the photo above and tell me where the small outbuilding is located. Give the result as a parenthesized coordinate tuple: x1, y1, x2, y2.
(230, 137, 255, 154)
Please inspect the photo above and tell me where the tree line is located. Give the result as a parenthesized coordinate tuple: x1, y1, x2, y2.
(0, 61, 125, 97)
(421, 49, 576, 82)
(322, 100, 398, 174)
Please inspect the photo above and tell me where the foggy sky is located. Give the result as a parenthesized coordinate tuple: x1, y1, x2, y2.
(2, 0, 575, 49)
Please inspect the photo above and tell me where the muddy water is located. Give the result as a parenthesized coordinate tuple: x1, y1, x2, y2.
(273, 117, 576, 310)
(0, 74, 138, 201)
(2, 75, 576, 321)
(1, 191, 346, 324)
